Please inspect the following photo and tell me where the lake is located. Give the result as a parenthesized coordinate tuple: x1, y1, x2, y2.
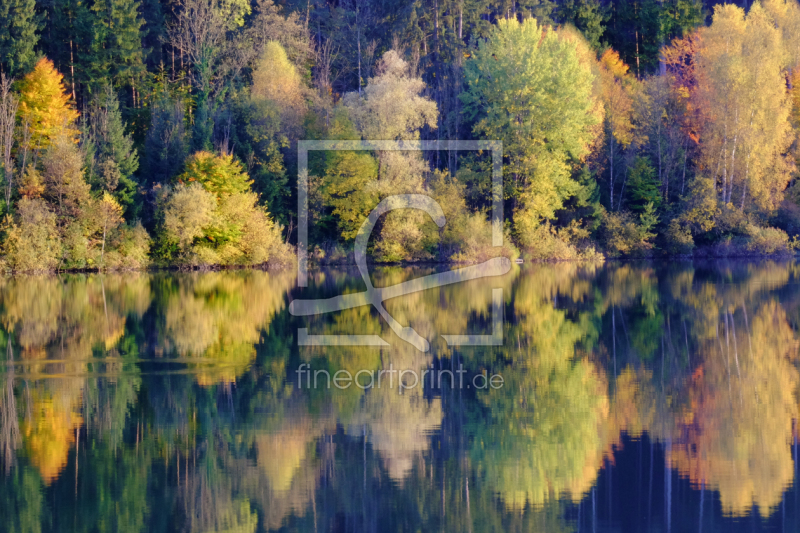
(1, 260, 799, 532)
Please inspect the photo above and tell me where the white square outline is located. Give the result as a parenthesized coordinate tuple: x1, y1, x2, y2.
(296, 140, 503, 286)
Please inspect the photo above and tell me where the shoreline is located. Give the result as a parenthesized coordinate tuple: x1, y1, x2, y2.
(5, 251, 799, 276)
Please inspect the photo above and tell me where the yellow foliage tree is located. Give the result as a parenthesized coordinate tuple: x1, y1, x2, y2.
(97, 192, 124, 265)
(695, 3, 794, 213)
(17, 58, 79, 152)
(251, 40, 307, 139)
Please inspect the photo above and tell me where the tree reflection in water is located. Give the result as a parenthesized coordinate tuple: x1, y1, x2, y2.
(0, 262, 799, 531)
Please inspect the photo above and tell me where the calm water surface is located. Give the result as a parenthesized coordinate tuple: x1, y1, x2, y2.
(1, 261, 799, 532)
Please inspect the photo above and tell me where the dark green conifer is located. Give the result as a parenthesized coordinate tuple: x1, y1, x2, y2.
(0, 0, 40, 76)
(84, 86, 139, 210)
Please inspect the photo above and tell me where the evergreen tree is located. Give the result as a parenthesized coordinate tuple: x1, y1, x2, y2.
(138, 0, 167, 69)
(553, 0, 609, 51)
(626, 156, 662, 213)
(571, 164, 603, 232)
(86, 0, 146, 95)
(607, 0, 702, 76)
(83, 86, 140, 210)
(40, 0, 93, 103)
(0, 0, 40, 76)
(143, 92, 189, 188)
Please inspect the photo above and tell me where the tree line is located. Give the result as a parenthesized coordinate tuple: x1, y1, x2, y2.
(0, 0, 798, 269)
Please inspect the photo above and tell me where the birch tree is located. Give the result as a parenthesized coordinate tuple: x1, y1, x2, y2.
(695, 3, 794, 213)
(0, 74, 17, 212)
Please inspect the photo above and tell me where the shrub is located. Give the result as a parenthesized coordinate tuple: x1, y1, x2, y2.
(159, 182, 291, 267)
(239, 201, 294, 267)
(428, 172, 519, 263)
(3, 198, 62, 271)
(161, 183, 216, 262)
(448, 214, 520, 263)
(374, 209, 432, 262)
(601, 206, 657, 257)
(743, 224, 794, 255)
(715, 203, 749, 237)
(522, 221, 602, 261)
(61, 220, 95, 268)
(774, 198, 800, 237)
(103, 223, 151, 270)
(663, 219, 695, 255)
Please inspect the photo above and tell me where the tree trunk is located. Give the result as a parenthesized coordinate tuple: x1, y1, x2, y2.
(101, 219, 107, 265)
(609, 133, 615, 210)
(357, 2, 362, 95)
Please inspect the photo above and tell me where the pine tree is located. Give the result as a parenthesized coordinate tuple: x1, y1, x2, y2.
(86, 0, 146, 94)
(138, 0, 167, 69)
(607, 0, 702, 76)
(554, 0, 609, 51)
(626, 156, 662, 213)
(0, 0, 40, 76)
(41, 0, 93, 103)
(83, 86, 139, 210)
(572, 165, 603, 232)
(143, 92, 189, 188)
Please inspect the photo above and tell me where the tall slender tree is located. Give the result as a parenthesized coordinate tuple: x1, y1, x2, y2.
(83, 86, 140, 210)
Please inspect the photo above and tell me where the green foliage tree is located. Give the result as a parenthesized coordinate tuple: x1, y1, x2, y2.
(178, 151, 251, 197)
(326, 51, 441, 260)
(233, 95, 287, 220)
(159, 151, 290, 266)
(251, 40, 307, 141)
(462, 18, 599, 247)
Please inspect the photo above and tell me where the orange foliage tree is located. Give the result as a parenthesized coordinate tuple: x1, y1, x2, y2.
(16, 58, 79, 153)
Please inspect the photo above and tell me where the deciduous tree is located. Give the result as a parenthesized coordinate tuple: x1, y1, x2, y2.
(17, 58, 79, 152)
(462, 18, 598, 245)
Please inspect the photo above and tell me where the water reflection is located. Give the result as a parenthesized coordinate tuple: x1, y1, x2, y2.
(1, 262, 800, 531)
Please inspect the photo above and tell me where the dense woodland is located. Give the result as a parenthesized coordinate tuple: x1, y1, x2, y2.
(0, 0, 799, 268)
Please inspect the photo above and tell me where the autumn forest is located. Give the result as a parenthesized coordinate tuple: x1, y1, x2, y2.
(0, 0, 797, 269)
